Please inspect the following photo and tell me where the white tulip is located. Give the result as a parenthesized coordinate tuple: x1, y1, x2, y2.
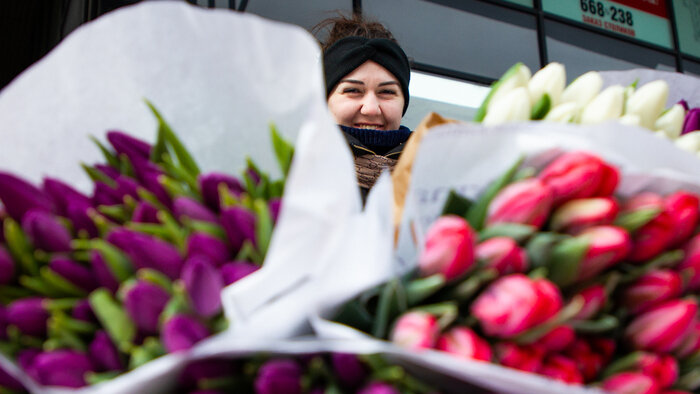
(487, 63, 532, 113)
(675, 130, 700, 153)
(618, 114, 641, 127)
(580, 85, 625, 124)
(624, 80, 669, 130)
(543, 102, 579, 123)
(483, 87, 531, 125)
(561, 71, 603, 108)
(654, 104, 686, 139)
(528, 62, 566, 107)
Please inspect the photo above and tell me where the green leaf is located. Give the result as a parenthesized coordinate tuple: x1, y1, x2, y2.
(19, 276, 64, 297)
(89, 288, 136, 353)
(676, 369, 700, 390)
(614, 207, 660, 233)
(372, 279, 407, 339)
(547, 236, 590, 287)
(411, 301, 459, 330)
(85, 371, 122, 386)
(89, 136, 120, 168)
(73, 239, 134, 282)
(137, 268, 173, 293)
(80, 163, 117, 187)
(405, 274, 445, 306)
(235, 240, 263, 265)
(270, 123, 294, 177)
(479, 223, 537, 243)
(160, 282, 189, 322)
(0, 286, 33, 303)
(600, 351, 644, 379)
(525, 232, 567, 269)
(571, 315, 618, 333)
(160, 153, 200, 196)
(515, 295, 584, 344)
(449, 269, 498, 303)
(440, 190, 473, 218)
(182, 218, 227, 240)
(136, 187, 167, 211)
(4, 218, 38, 276)
(465, 156, 524, 230)
(253, 199, 273, 259)
(619, 250, 685, 284)
(332, 300, 374, 333)
(98, 204, 129, 222)
(146, 100, 201, 177)
(40, 267, 87, 297)
(530, 93, 551, 120)
(473, 62, 524, 122)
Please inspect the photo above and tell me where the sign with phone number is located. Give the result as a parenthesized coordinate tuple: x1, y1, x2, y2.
(542, 0, 672, 48)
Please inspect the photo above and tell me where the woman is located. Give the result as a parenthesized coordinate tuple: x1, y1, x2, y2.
(317, 15, 412, 199)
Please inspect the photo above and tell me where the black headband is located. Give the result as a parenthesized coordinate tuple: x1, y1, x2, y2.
(323, 37, 410, 115)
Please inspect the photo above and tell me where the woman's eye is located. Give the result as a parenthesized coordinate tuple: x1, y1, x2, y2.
(379, 89, 397, 95)
(342, 88, 361, 94)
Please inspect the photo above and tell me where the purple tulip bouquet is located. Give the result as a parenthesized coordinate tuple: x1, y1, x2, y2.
(0, 102, 293, 390)
(330, 150, 700, 394)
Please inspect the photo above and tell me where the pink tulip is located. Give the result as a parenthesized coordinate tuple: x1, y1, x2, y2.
(550, 197, 619, 234)
(534, 325, 575, 353)
(602, 372, 659, 394)
(389, 311, 440, 350)
(589, 337, 617, 365)
(676, 234, 700, 292)
(436, 326, 491, 362)
(637, 353, 678, 389)
(622, 193, 674, 263)
(664, 191, 699, 247)
(494, 342, 545, 373)
(486, 179, 553, 228)
(572, 284, 607, 320)
(471, 274, 562, 338)
(538, 151, 619, 205)
(418, 215, 476, 281)
(475, 237, 528, 275)
(674, 321, 700, 359)
(537, 355, 583, 385)
(625, 298, 698, 353)
(622, 270, 683, 315)
(563, 338, 604, 382)
(576, 225, 631, 281)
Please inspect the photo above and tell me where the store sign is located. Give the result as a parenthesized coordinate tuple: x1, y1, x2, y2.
(673, 0, 700, 58)
(542, 0, 672, 48)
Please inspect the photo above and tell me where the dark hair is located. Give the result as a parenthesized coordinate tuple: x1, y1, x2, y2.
(313, 13, 397, 52)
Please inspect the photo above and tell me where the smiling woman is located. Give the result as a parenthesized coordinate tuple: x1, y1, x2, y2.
(316, 14, 412, 200)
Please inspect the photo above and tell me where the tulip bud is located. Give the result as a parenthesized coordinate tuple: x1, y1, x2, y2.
(358, 382, 400, 394)
(572, 284, 607, 320)
(124, 280, 171, 334)
(42, 177, 91, 217)
(538, 355, 583, 385)
(390, 311, 440, 350)
(107, 229, 183, 279)
(72, 299, 96, 323)
(677, 235, 700, 292)
(674, 321, 700, 359)
(580, 85, 625, 124)
(571, 225, 631, 282)
(7, 298, 48, 337)
(89, 250, 120, 294)
(89, 330, 123, 372)
(475, 236, 528, 275)
(486, 179, 553, 228)
(561, 71, 603, 108)
(543, 102, 579, 123)
(538, 151, 618, 205)
(220, 207, 257, 253)
(25, 350, 94, 388)
(331, 353, 367, 387)
(21, 209, 72, 253)
(682, 107, 700, 135)
(550, 197, 619, 234)
(173, 197, 219, 224)
(622, 270, 683, 315)
(483, 87, 531, 125)
(664, 191, 700, 247)
(253, 359, 303, 394)
(0, 172, 54, 221)
(186, 232, 230, 267)
(625, 298, 698, 353)
(220, 261, 259, 285)
(622, 193, 674, 263)
(535, 325, 575, 353)
(476, 63, 531, 122)
(655, 104, 686, 139)
(198, 173, 244, 212)
(0, 245, 15, 285)
(436, 326, 491, 362)
(471, 274, 562, 338)
(182, 256, 223, 318)
(675, 130, 700, 153)
(269, 198, 282, 224)
(161, 314, 209, 353)
(602, 372, 659, 394)
(528, 62, 566, 107)
(563, 338, 605, 382)
(49, 257, 98, 292)
(131, 157, 171, 208)
(494, 342, 545, 373)
(418, 215, 476, 280)
(94, 164, 120, 180)
(638, 353, 678, 389)
(178, 358, 236, 390)
(106, 131, 152, 162)
(624, 80, 669, 130)
(132, 201, 160, 224)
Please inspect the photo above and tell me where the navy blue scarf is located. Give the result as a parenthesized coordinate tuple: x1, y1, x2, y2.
(340, 125, 412, 150)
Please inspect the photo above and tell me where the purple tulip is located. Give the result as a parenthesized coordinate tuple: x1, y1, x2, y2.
(186, 233, 230, 267)
(89, 251, 119, 294)
(42, 178, 91, 215)
(162, 314, 209, 353)
(246, 166, 262, 185)
(269, 198, 282, 224)
(132, 201, 160, 223)
(220, 207, 256, 253)
(72, 300, 96, 323)
(94, 164, 121, 180)
(124, 280, 171, 334)
(107, 228, 183, 279)
(358, 382, 400, 394)
(0, 172, 54, 221)
(49, 257, 97, 292)
(7, 298, 48, 337)
(106, 131, 152, 162)
(17, 349, 39, 371)
(198, 173, 244, 212)
(92, 176, 140, 207)
(254, 359, 302, 394)
(678, 99, 690, 111)
(89, 330, 122, 371)
(182, 256, 223, 318)
(220, 262, 259, 286)
(0, 364, 24, 391)
(178, 358, 236, 389)
(65, 202, 98, 238)
(331, 353, 367, 387)
(21, 209, 72, 253)
(25, 350, 94, 388)
(682, 107, 700, 135)
(131, 157, 171, 208)
(0, 245, 15, 285)
(173, 197, 219, 224)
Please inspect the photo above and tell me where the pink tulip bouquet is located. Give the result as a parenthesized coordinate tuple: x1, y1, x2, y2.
(332, 150, 700, 393)
(0, 103, 293, 390)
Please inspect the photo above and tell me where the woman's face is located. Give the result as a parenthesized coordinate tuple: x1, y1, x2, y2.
(327, 60, 405, 131)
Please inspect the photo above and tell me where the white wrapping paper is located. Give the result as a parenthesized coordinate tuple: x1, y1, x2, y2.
(600, 69, 700, 108)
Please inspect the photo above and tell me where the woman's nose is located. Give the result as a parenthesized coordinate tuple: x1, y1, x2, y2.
(360, 93, 381, 116)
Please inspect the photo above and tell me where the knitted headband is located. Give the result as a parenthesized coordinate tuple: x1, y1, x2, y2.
(323, 37, 410, 115)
